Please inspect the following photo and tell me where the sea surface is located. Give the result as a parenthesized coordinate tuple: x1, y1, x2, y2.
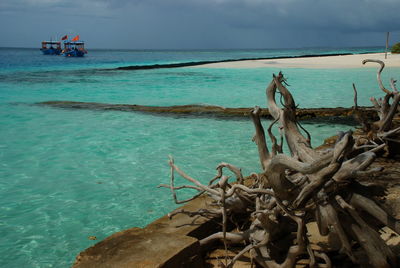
(0, 47, 399, 267)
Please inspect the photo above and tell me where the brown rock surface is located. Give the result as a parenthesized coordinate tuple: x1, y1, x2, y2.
(72, 154, 400, 268)
(72, 195, 218, 268)
(38, 101, 377, 121)
(74, 227, 200, 268)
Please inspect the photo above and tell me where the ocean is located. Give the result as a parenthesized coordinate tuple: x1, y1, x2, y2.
(0, 47, 399, 267)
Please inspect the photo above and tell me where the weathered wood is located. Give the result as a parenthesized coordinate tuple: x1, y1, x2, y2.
(164, 65, 400, 267)
(71, 59, 400, 267)
(354, 59, 400, 157)
(386, 32, 390, 60)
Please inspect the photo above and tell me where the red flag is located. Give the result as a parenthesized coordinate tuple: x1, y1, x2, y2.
(71, 35, 79, 41)
(61, 35, 68, 40)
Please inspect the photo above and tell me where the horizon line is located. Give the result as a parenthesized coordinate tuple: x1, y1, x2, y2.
(0, 45, 387, 51)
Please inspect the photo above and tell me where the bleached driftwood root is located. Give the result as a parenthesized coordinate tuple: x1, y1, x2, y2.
(161, 68, 400, 267)
(353, 59, 400, 155)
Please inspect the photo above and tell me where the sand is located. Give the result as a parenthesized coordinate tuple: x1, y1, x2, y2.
(194, 52, 400, 69)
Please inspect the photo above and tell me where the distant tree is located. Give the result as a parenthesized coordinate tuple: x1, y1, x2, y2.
(392, 42, 400, 53)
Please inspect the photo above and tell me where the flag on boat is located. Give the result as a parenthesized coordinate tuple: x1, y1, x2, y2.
(71, 35, 79, 41)
(61, 35, 68, 40)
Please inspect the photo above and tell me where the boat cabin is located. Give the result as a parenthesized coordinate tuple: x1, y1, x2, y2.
(40, 41, 62, 55)
(62, 41, 87, 57)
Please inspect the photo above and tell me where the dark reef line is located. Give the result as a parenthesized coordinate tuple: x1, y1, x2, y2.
(37, 101, 377, 123)
(114, 53, 358, 70)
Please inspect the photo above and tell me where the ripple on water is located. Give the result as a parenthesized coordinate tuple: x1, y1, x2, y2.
(0, 47, 395, 267)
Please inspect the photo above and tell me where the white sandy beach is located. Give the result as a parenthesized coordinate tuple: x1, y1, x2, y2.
(195, 52, 400, 69)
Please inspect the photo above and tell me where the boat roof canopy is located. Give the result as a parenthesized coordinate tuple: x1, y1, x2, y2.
(42, 41, 61, 44)
(63, 41, 85, 45)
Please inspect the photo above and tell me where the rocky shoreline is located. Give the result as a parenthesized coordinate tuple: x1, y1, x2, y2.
(71, 136, 400, 267)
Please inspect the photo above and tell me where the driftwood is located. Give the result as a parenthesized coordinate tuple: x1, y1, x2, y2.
(353, 59, 400, 156)
(161, 62, 400, 267)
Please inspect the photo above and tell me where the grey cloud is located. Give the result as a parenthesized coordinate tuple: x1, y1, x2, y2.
(0, 0, 399, 48)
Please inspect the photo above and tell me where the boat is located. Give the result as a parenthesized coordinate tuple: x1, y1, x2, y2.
(62, 41, 87, 57)
(40, 41, 62, 55)
(40, 35, 87, 57)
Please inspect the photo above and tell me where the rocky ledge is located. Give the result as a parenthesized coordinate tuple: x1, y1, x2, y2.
(38, 101, 377, 122)
(72, 147, 400, 267)
(72, 194, 219, 268)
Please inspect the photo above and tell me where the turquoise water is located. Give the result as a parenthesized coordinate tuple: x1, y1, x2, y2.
(0, 47, 383, 72)
(0, 47, 399, 267)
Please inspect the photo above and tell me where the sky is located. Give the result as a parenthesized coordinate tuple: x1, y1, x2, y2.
(1, 0, 400, 49)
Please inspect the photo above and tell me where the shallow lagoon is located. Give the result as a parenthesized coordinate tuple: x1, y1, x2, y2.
(0, 48, 398, 267)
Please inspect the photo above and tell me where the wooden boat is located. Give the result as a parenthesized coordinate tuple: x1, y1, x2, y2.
(40, 41, 62, 55)
(40, 35, 87, 57)
(62, 41, 87, 57)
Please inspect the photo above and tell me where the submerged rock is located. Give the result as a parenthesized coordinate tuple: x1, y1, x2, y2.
(37, 101, 377, 123)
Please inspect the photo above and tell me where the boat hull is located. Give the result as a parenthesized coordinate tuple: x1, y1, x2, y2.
(40, 48, 62, 55)
(62, 50, 86, 57)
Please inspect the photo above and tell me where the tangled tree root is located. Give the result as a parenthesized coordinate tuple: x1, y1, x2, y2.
(353, 59, 400, 156)
(161, 61, 400, 267)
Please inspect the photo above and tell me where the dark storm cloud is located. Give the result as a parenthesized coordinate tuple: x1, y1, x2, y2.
(168, 0, 400, 32)
(1, 0, 399, 48)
